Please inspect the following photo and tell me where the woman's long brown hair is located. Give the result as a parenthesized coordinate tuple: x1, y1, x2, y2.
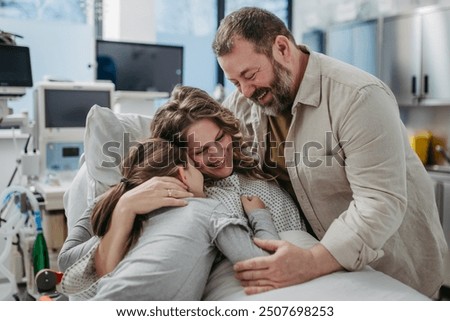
(150, 85, 272, 186)
(91, 138, 189, 253)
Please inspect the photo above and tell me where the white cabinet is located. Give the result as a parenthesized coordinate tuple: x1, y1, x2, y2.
(380, 7, 450, 106)
(421, 8, 450, 104)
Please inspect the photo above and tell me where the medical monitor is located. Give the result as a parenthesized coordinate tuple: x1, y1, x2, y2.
(0, 44, 33, 97)
(44, 88, 111, 128)
(34, 81, 115, 172)
(96, 40, 183, 93)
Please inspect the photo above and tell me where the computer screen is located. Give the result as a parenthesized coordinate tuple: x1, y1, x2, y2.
(44, 88, 111, 128)
(96, 40, 183, 93)
(0, 45, 33, 96)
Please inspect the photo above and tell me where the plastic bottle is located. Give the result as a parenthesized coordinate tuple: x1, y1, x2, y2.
(32, 210, 50, 276)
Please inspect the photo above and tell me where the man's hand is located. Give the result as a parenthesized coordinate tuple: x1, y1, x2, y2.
(233, 238, 343, 295)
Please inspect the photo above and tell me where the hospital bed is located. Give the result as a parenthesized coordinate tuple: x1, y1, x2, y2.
(62, 105, 429, 301)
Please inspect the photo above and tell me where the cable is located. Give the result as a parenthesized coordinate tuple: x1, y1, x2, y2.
(12, 233, 26, 280)
(23, 133, 31, 154)
(7, 133, 33, 187)
(7, 164, 19, 188)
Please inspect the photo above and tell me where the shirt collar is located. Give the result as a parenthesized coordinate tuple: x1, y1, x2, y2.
(292, 45, 321, 110)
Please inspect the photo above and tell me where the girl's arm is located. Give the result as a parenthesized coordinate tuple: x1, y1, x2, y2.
(247, 209, 280, 240)
(214, 213, 279, 263)
(214, 196, 280, 263)
(57, 203, 98, 272)
(94, 197, 136, 277)
(95, 176, 193, 277)
(241, 195, 279, 240)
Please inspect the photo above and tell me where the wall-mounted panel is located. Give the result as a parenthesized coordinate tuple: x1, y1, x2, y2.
(326, 19, 378, 76)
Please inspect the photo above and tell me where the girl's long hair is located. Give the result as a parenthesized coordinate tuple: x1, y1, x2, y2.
(91, 138, 189, 253)
(150, 85, 272, 185)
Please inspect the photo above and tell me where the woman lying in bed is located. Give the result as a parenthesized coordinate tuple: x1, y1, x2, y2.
(61, 137, 282, 300)
(59, 86, 307, 300)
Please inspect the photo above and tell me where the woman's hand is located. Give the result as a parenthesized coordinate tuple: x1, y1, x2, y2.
(117, 176, 194, 216)
(96, 176, 193, 277)
(241, 195, 266, 216)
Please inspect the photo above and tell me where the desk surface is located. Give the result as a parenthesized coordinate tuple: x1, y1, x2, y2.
(34, 180, 72, 211)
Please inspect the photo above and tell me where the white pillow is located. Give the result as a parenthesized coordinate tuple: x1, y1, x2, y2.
(84, 105, 153, 198)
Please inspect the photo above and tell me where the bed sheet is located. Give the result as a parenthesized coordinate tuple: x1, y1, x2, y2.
(203, 231, 429, 301)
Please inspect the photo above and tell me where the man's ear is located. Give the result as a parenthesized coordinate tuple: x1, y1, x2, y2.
(273, 35, 292, 62)
(177, 166, 188, 185)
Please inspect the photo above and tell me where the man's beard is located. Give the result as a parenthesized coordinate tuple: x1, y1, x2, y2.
(250, 59, 295, 116)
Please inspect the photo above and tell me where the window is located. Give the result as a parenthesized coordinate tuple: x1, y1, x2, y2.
(225, 0, 290, 25)
(155, 0, 217, 95)
(0, 0, 88, 23)
(154, 0, 291, 97)
(0, 0, 94, 115)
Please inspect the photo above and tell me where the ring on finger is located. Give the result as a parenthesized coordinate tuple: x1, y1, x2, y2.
(167, 189, 172, 197)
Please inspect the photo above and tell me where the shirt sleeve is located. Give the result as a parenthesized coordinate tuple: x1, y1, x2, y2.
(320, 84, 408, 270)
(247, 208, 280, 240)
(57, 201, 98, 272)
(213, 207, 279, 263)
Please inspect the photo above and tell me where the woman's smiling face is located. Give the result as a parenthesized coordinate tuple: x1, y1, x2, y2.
(185, 118, 234, 180)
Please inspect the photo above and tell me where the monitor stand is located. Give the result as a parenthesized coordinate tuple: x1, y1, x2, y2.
(0, 98, 31, 133)
(113, 91, 169, 116)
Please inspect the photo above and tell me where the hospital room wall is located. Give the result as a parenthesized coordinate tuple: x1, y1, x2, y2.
(1, 0, 156, 119)
(0, 0, 154, 190)
(0, 18, 96, 190)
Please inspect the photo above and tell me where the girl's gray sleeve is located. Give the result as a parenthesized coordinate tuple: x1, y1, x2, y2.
(57, 202, 99, 272)
(214, 208, 280, 263)
(247, 208, 280, 240)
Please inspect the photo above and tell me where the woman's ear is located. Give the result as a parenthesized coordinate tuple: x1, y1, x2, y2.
(177, 166, 188, 185)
